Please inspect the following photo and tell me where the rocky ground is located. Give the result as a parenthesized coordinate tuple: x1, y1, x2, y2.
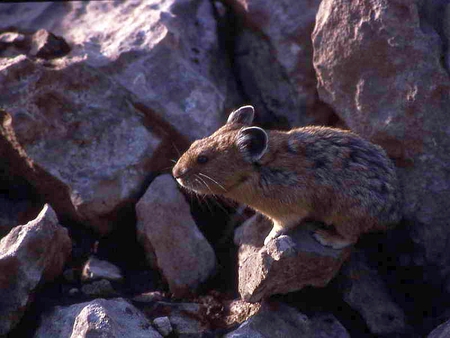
(1, 0, 450, 337)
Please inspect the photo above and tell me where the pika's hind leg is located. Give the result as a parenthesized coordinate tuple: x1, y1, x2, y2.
(312, 228, 357, 249)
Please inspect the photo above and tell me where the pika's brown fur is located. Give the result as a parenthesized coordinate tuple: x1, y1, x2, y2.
(172, 106, 401, 248)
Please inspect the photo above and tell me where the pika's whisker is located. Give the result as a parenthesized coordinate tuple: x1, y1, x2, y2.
(199, 173, 227, 192)
(170, 159, 177, 164)
(195, 174, 214, 194)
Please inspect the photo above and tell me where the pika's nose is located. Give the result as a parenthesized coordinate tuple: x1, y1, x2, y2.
(172, 165, 190, 179)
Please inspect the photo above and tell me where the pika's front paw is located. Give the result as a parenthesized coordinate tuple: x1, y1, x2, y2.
(264, 228, 283, 246)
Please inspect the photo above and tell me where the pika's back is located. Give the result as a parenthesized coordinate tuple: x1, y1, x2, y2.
(282, 126, 401, 225)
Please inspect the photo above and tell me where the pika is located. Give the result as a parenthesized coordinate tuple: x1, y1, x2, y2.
(172, 105, 401, 248)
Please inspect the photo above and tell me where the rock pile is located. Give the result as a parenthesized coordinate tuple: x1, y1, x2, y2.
(2, 1, 450, 337)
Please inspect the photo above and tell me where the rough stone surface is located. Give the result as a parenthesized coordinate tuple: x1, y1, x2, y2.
(339, 250, 407, 335)
(136, 174, 216, 297)
(150, 301, 208, 337)
(312, 0, 450, 283)
(235, 215, 351, 302)
(81, 279, 118, 298)
(153, 316, 173, 337)
(225, 302, 350, 338)
(428, 318, 450, 338)
(29, 29, 71, 59)
(81, 256, 123, 282)
(225, 0, 336, 127)
(0, 1, 241, 141)
(0, 60, 163, 234)
(34, 298, 162, 338)
(0, 204, 71, 336)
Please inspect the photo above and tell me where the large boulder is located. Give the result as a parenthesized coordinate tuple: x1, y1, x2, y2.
(312, 0, 450, 285)
(34, 298, 162, 338)
(223, 0, 336, 127)
(136, 174, 217, 297)
(0, 1, 240, 140)
(0, 204, 71, 336)
(235, 215, 351, 302)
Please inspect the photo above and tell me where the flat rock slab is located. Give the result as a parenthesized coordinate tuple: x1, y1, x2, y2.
(235, 215, 351, 302)
(34, 298, 162, 338)
(0, 204, 71, 335)
(136, 174, 216, 298)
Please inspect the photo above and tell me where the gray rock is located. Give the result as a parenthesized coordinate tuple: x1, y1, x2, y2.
(81, 256, 123, 282)
(0, 204, 71, 336)
(225, 302, 350, 338)
(0, 57, 163, 235)
(34, 298, 162, 338)
(227, 0, 336, 127)
(339, 250, 407, 335)
(151, 301, 208, 337)
(428, 318, 450, 338)
(235, 215, 351, 302)
(136, 174, 216, 297)
(153, 316, 173, 337)
(313, 0, 450, 286)
(81, 279, 118, 298)
(0, 1, 241, 141)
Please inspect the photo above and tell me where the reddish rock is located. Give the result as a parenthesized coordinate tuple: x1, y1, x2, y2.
(0, 204, 71, 336)
(136, 174, 216, 297)
(313, 0, 450, 278)
(235, 215, 351, 302)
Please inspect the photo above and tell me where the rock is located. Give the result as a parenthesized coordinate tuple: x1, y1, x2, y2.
(153, 316, 173, 337)
(136, 174, 216, 297)
(235, 215, 351, 302)
(0, 59, 165, 234)
(428, 318, 450, 338)
(224, 302, 350, 338)
(0, 204, 71, 336)
(312, 0, 450, 285)
(0, 1, 241, 141)
(339, 250, 407, 335)
(81, 279, 118, 298)
(29, 28, 71, 59)
(81, 256, 123, 282)
(150, 301, 209, 337)
(34, 298, 162, 338)
(225, 0, 336, 127)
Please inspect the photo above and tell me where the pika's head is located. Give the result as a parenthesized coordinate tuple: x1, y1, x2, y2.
(172, 105, 268, 195)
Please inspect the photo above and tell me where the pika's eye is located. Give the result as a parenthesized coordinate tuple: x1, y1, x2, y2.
(197, 155, 208, 164)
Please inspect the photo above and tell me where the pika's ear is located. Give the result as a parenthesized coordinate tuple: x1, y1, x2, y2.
(227, 105, 255, 125)
(236, 127, 268, 162)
